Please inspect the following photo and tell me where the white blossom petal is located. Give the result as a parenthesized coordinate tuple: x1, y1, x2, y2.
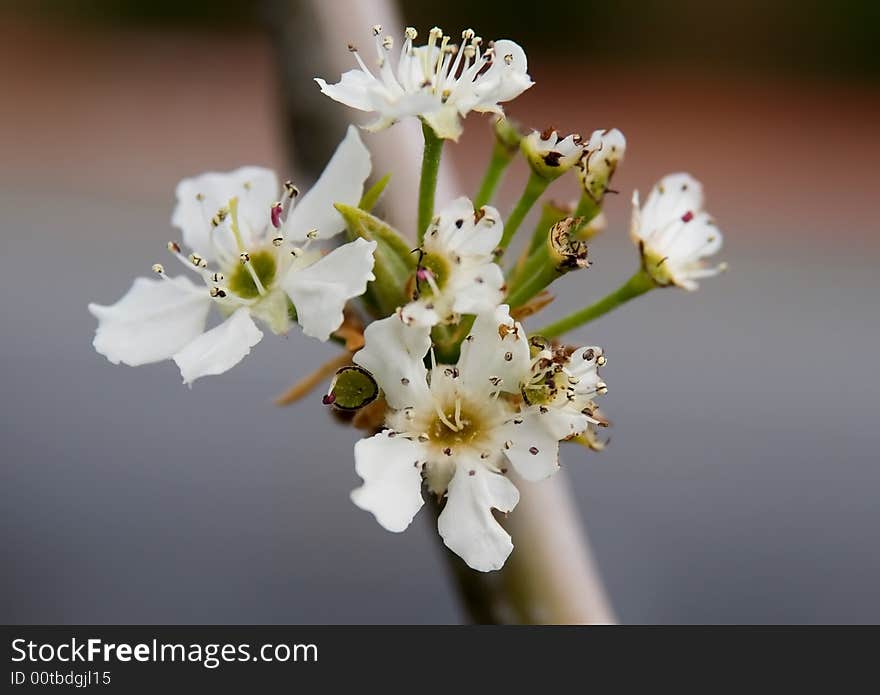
(351, 431, 426, 533)
(437, 463, 519, 572)
(498, 411, 563, 481)
(450, 262, 504, 316)
(457, 305, 530, 397)
(282, 238, 377, 341)
(89, 276, 211, 367)
(172, 167, 278, 263)
(283, 125, 371, 241)
(353, 314, 431, 410)
(172, 308, 263, 385)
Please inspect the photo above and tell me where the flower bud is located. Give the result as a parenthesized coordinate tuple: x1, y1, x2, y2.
(578, 128, 626, 203)
(493, 116, 525, 154)
(521, 128, 584, 181)
(547, 217, 590, 272)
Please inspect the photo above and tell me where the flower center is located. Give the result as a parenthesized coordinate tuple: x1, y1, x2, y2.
(428, 400, 484, 447)
(227, 249, 277, 299)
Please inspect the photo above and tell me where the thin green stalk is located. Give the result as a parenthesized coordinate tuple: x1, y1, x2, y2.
(474, 141, 514, 208)
(506, 257, 559, 308)
(417, 121, 444, 244)
(573, 194, 601, 239)
(499, 172, 548, 252)
(536, 270, 655, 338)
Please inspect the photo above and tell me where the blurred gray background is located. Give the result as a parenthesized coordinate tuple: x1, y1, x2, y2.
(2, 1, 879, 623)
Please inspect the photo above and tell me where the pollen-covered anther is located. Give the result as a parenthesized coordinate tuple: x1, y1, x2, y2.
(210, 272, 224, 283)
(405, 27, 417, 40)
(382, 36, 393, 50)
(504, 53, 513, 65)
(239, 252, 250, 264)
(272, 236, 284, 247)
(209, 287, 227, 298)
(371, 24, 382, 36)
(210, 209, 228, 228)
(596, 381, 608, 395)
(188, 253, 206, 268)
(596, 354, 607, 366)
(306, 229, 320, 240)
(290, 247, 303, 258)
(152, 263, 165, 275)
(283, 181, 299, 198)
(167, 241, 181, 253)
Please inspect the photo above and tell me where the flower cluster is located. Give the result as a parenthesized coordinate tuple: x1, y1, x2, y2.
(89, 24, 725, 572)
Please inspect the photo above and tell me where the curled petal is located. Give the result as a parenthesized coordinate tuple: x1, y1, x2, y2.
(282, 238, 377, 341)
(283, 125, 371, 241)
(172, 167, 278, 263)
(437, 462, 519, 572)
(172, 308, 263, 385)
(351, 431, 426, 533)
(89, 275, 211, 367)
(353, 314, 431, 410)
(457, 305, 530, 397)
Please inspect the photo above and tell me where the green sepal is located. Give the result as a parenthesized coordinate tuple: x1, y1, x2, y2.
(335, 203, 416, 318)
(359, 173, 391, 212)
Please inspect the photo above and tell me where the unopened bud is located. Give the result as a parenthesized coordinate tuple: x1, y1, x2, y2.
(521, 129, 584, 181)
(579, 128, 626, 203)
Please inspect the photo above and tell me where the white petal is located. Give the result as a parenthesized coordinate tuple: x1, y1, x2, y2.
(398, 299, 441, 328)
(89, 275, 211, 367)
(172, 308, 263, 385)
(172, 166, 278, 263)
(450, 262, 504, 316)
(423, 104, 464, 141)
(472, 39, 533, 107)
(437, 463, 519, 572)
(283, 125, 371, 241)
(566, 345, 604, 396)
(457, 305, 530, 397)
(351, 432, 426, 533)
(498, 411, 563, 481)
(315, 72, 376, 112)
(353, 314, 431, 410)
(282, 238, 377, 341)
(639, 173, 704, 237)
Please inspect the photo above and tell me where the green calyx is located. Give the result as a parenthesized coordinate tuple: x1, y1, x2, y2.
(228, 250, 277, 299)
(336, 203, 416, 318)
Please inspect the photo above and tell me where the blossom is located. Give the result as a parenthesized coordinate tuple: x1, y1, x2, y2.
(316, 25, 533, 141)
(578, 128, 626, 202)
(349, 306, 606, 571)
(630, 173, 725, 290)
(399, 197, 504, 327)
(89, 127, 377, 384)
(520, 128, 584, 180)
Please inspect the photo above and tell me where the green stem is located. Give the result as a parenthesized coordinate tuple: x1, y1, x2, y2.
(474, 141, 514, 208)
(506, 255, 560, 308)
(536, 270, 655, 338)
(499, 172, 548, 252)
(417, 121, 444, 244)
(572, 194, 601, 239)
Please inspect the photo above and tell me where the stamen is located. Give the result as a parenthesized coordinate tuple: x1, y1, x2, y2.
(240, 252, 267, 296)
(152, 263, 165, 275)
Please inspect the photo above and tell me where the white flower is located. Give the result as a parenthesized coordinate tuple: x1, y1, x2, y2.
(89, 127, 377, 384)
(578, 128, 626, 202)
(520, 128, 584, 180)
(630, 173, 726, 290)
(400, 197, 504, 327)
(349, 306, 606, 572)
(316, 26, 533, 141)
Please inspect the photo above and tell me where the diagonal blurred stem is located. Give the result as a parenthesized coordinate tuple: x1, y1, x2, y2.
(270, 0, 615, 625)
